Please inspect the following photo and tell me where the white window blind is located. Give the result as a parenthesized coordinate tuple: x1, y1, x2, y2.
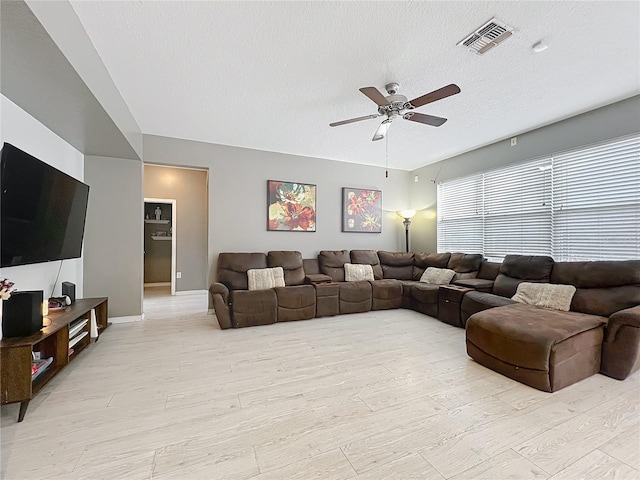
(553, 136, 640, 261)
(436, 134, 640, 261)
(484, 158, 552, 258)
(437, 174, 483, 254)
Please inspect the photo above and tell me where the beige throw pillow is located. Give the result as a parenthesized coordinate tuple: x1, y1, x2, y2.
(512, 282, 576, 311)
(420, 267, 456, 285)
(247, 267, 285, 290)
(344, 263, 375, 282)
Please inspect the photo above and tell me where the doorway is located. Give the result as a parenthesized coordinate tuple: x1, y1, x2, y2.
(144, 198, 177, 297)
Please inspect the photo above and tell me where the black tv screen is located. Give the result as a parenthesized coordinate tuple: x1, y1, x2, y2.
(1, 143, 90, 267)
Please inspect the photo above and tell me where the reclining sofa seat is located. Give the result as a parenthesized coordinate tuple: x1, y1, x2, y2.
(378, 251, 415, 308)
(268, 251, 316, 322)
(461, 255, 554, 326)
(211, 252, 276, 329)
(210, 251, 316, 329)
(410, 252, 483, 317)
(350, 250, 403, 310)
(318, 250, 372, 314)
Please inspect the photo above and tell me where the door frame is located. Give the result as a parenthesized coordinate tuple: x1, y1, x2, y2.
(144, 197, 177, 296)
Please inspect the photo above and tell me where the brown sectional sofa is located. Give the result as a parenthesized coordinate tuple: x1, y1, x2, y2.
(209, 250, 640, 389)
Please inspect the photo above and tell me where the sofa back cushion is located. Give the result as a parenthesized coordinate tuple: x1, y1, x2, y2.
(493, 254, 554, 298)
(302, 258, 320, 275)
(350, 250, 383, 280)
(551, 260, 640, 316)
(268, 251, 305, 286)
(448, 253, 483, 281)
(413, 252, 451, 281)
(478, 260, 501, 280)
(217, 252, 267, 290)
(378, 251, 414, 279)
(319, 250, 350, 282)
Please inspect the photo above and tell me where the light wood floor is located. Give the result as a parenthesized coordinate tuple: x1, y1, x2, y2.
(1, 292, 639, 479)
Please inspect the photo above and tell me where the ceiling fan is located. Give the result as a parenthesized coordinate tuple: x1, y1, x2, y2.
(330, 82, 461, 141)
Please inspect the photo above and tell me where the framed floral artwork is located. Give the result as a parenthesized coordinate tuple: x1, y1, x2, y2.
(267, 180, 316, 231)
(342, 187, 382, 233)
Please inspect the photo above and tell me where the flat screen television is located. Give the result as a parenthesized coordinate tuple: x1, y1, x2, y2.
(1, 142, 90, 267)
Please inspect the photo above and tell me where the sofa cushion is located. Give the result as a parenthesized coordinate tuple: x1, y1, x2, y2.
(350, 250, 383, 279)
(413, 252, 451, 280)
(344, 263, 375, 282)
(319, 250, 350, 282)
(247, 267, 285, 290)
(448, 253, 483, 273)
(461, 291, 517, 326)
(512, 282, 577, 312)
(274, 285, 316, 322)
(268, 251, 305, 286)
(378, 251, 414, 280)
(493, 254, 554, 298)
(453, 278, 494, 293)
(420, 267, 456, 285)
(551, 260, 640, 317)
(217, 252, 267, 290)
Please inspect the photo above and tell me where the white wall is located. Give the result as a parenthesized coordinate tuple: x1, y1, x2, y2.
(0, 95, 85, 298)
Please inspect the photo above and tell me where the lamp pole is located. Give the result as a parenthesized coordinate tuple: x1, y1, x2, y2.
(403, 217, 411, 253)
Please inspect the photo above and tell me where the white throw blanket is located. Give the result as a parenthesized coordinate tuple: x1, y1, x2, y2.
(512, 282, 577, 311)
(247, 267, 285, 290)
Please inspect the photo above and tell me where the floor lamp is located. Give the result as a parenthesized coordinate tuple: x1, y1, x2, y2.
(397, 210, 416, 253)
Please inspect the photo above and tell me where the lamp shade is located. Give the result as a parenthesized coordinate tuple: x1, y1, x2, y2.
(397, 210, 416, 219)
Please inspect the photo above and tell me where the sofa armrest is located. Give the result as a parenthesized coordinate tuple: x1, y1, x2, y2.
(601, 305, 640, 380)
(605, 305, 640, 342)
(305, 274, 333, 285)
(209, 282, 232, 329)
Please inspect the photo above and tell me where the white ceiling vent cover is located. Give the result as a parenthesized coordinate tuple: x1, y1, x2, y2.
(458, 18, 515, 55)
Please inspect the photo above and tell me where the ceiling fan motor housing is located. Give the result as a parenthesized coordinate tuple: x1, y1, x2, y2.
(378, 93, 409, 116)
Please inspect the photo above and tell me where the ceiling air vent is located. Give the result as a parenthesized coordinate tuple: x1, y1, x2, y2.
(458, 18, 515, 55)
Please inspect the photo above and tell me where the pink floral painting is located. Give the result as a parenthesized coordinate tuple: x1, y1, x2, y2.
(342, 187, 382, 233)
(267, 181, 316, 231)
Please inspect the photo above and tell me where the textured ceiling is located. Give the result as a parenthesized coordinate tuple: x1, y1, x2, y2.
(67, 1, 640, 171)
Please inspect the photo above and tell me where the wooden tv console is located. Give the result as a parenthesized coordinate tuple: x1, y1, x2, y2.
(1, 297, 109, 422)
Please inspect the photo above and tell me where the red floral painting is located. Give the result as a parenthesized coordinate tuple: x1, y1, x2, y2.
(267, 180, 316, 231)
(342, 187, 382, 233)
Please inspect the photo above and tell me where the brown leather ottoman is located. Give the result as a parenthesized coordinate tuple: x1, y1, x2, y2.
(466, 303, 606, 392)
(314, 282, 339, 317)
(370, 279, 403, 310)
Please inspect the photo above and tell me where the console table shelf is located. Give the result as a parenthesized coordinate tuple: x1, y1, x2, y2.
(1, 297, 109, 422)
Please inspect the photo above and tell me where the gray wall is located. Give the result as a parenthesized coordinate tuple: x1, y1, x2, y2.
(84, 156, 143, 318)
(409, 95, 640, 253)
(143, 135, 412, 287)
(144, 166, 208, 291)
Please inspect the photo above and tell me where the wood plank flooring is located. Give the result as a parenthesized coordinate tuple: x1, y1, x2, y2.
(1, 291, 638, 479)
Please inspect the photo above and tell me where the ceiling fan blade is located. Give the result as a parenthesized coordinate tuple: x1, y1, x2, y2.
(372, 119, 392, 141)
(359, 87, 390, 106)
(403, 112, 448, 127)
(405, 84, 461, 109)
(329, 114, 381, 127)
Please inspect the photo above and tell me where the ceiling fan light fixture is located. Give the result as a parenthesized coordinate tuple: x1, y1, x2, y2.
(372, 120, 391, 141)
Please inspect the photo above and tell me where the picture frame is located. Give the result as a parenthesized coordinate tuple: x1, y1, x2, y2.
(267, 180, 316, 232)
(342, 187, 382, 233)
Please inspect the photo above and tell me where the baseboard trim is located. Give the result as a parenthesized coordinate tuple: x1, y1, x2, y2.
(144, 282, 170, 287)
(109, 315, 143, 324)
(176, 290, 208, 296)
(207, 308, 215, 315)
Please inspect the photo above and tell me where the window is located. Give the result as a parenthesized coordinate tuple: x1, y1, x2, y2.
(437, 174, 483, 254)
(437, 134, 640, 261)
